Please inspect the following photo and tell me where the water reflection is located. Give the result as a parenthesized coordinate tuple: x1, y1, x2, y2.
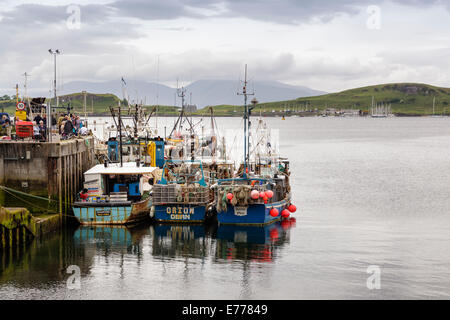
(73, 225, 147, 255)
(152, 224, 210, 260)
(0, 220, 296, 294)
(214, 219, 296, 263)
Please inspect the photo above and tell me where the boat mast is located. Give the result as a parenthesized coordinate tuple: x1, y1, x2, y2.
(238, 64, 254, 178)
(118, 104, 123, 167)
(170, 85, 195, 138)
(169, 86, 186, 138)
(22, 72, 31, 109)
(156, 55, 160, 133)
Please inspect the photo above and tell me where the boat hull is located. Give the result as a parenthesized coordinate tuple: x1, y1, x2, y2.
(217, 199, 289, 226)
(72, 198, 151, 226)
(154, 204, 207, 223)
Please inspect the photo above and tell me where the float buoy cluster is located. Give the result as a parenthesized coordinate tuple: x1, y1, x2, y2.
(284, 204, 298, 218)
(269, 203, 297, 219)
(250, 189, 274, 204)
(228, 187, 298, 220)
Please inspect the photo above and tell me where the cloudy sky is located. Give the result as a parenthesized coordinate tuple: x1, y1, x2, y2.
(1, 0, 450, 97)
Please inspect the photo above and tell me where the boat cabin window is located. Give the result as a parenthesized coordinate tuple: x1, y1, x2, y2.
(103, 174, 142, 200)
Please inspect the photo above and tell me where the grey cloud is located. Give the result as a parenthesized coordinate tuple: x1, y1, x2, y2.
(110, 0, 197, 20)
(0, 2, 144, 92)
(0, 0, 449, 95)
(1, 1, 446, 27)
(106, 0, 448, 24)
(0, 3, 112, 26)
(0, 2, 143, 51)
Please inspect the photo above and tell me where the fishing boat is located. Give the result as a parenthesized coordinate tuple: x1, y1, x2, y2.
(213, 65, 297, 226)
(72, 104, 161, 225)
(152, 159, 212, 223)
(101, 104, 164, 166)
(151, 96, 233, 223)
(215, 158, 294, 225)
(72, 162, 160, 225)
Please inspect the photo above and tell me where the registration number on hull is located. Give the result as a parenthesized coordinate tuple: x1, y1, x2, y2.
(234, 207, 248, 216)
(96, 210, 111, 216)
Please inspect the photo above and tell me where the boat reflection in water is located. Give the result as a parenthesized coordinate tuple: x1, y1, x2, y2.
(214, 218, 296, 263)
(151, 224, 210, 260)
(73, 224, 149, 256)
(150, 218, 296, 263)
(72, 218, 297, 263)
(0, 219, 296, 299)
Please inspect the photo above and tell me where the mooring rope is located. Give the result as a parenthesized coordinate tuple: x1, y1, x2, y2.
(0, 185, 54, 202)
(1, 186, 58, 215)
(0, 185, 100, 210)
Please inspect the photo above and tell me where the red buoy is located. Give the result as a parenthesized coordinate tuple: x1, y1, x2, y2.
(259, 191, 266, 199)
(266, 190, 274, 198)
(269, 208, 279, 217)
(281, 209, 290, 218)
(288, 204, 297, 213)
(227, 193, 233, 201)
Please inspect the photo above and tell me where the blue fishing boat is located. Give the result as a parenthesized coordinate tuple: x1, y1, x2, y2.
(215, 169, 292, 226)
(73, 103, 163, 226)
(72, 162, 160, 225)
(152, 159, 212, 223)
(214, 65, 296, 226)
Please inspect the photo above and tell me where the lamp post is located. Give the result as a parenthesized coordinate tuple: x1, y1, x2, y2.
(48, 49, 61, 142)
(48, 49, 61, 107)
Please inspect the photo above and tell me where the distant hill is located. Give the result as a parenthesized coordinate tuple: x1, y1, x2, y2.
(52, 79, 325, 108)
(2, 83, 449, 116)
(58, 80, 175, 106)
(289, 83, 450, 116)
(186, 79, 325, 107)
(0, 92, 180, 115)
(203, 83, 450, 116)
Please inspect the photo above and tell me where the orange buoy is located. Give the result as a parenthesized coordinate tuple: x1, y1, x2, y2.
(270, 208, 279, 217)
(281, 209, 290, 218)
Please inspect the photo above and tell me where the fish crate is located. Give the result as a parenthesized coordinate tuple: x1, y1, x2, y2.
(152, 184, 177, 204)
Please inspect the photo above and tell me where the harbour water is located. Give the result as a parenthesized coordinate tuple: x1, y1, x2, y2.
(1, 117, 450, 299)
